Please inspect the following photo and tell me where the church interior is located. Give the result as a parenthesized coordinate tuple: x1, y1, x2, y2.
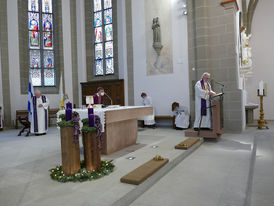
(0, 0, 274, 205)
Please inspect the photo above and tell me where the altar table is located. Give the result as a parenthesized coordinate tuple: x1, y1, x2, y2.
(57, 106, 153, 154)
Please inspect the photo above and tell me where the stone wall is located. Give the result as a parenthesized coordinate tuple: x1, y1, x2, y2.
(187, 0, 244, 132)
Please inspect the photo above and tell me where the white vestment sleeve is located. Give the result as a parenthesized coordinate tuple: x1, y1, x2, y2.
(195, 81, 208, 100)
(42, 96, 49, 110)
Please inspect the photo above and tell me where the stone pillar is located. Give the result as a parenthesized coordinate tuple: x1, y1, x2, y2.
(187, 0, 244, 132)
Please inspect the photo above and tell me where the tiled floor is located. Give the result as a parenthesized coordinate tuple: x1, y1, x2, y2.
(0, 125, 274, 206)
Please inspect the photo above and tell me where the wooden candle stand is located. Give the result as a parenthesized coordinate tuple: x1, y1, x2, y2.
(82, 132, 101, 172)
(257, 90, 269, 129)
(60, 127, 81, 175)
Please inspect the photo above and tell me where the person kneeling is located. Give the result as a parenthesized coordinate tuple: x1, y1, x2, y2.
(172, 102, 190, 130)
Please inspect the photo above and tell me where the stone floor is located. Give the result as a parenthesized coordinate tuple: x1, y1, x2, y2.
(0, 125, 273, 206)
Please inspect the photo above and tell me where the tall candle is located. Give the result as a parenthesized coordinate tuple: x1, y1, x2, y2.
(88, 108, 94, 115)
(66, 102, 72, 109)
(65, 108, 72, 121)
(89, 114, 95, 127)
(259, 80, 264, 96)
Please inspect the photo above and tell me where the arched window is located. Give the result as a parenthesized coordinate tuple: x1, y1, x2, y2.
(28, 0, 55, 86)
(93, 0, 114, 76)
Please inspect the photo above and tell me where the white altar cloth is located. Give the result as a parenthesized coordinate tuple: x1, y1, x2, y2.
(57, 106, 151, 132)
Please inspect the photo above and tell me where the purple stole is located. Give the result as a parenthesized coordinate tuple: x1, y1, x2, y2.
(33, 95, 48, 133)
(200, 79, 210, 116)
(93, 94, 103, 104)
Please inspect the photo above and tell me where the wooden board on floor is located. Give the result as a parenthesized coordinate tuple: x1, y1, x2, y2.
(120, 158, 169, 185)
(175, 137, 201, 150)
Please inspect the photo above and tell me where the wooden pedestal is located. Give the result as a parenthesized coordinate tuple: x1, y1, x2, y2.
(82, 132, 101, 172)
(60, 127, 81, 175)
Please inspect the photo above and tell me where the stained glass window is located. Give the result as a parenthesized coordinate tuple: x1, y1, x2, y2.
(93, 0, 114, 76)
(28, 0, 55, 86)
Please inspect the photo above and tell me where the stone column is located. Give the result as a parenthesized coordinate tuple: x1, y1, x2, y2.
(187, 0, 244, 132)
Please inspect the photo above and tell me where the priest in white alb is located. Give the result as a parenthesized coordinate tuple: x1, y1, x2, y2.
(194, 72, 216, 131)
(31, 90, 49, 135)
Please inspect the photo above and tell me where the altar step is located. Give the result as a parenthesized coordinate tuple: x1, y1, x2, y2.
(175, 137, 201, 150)
(112, 138, 203, 206)
(185, 129, 222, 139)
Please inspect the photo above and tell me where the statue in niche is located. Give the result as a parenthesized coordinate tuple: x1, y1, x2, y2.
(152, 17, 163, 56)
(240, 26, 252, 69)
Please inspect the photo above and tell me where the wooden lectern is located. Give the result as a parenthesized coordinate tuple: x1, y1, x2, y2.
(185, 93, 224, 139)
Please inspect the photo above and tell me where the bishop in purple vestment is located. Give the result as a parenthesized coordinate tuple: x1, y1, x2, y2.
(93, 87, 104, 105)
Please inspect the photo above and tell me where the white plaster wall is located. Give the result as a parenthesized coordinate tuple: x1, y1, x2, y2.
(0, 48, 3, 113)
(5, 0, 73, 124)
(7, 0, 27, 123)
(117, 0, 128, 105)
(61, 0, 74, 102)
(76, 0, 87, 105)
(246, 0, 274, 120)
(132, 0, 189, 116)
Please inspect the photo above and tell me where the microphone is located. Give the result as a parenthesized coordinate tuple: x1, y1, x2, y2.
(214, 81, 225, 87)
(104, 92, 113, 105)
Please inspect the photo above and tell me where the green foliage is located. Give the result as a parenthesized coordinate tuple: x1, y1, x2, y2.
(82, 126, 97, 133)
(57, 120, 74, 128)
(58, 114, 66, 121)
(81, 118, 89, 126)
(49, 160, 115, 183)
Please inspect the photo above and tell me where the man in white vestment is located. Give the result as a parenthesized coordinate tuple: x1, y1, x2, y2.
(31, 90, 49, 135)
(141, 92, 156, 128)
(194, 72, 216, 130)
(172, 102, 189, 129)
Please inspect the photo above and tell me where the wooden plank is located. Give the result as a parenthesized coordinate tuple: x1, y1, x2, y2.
(175, 137, 200, 150)
(120, 158, 169, 185)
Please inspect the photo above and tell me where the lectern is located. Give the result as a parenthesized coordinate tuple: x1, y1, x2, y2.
(185, 93, 224, 139)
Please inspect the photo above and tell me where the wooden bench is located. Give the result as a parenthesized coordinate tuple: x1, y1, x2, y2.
(15, 108, 59, 129)
(139, 115, 175, 129)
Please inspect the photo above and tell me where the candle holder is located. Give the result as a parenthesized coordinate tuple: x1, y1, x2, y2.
(257, 89, 269, 129)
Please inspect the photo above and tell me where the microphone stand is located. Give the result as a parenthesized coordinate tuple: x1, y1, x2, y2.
(104, 93, 113, 106)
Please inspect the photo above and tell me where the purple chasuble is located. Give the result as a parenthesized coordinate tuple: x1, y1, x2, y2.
(93, 94, 103, 105)
(32, 95, 48, 133)
(200, 79, 210, 116)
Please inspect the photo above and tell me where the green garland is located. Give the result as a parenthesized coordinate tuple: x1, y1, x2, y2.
(58, 114, 66, 121)
(49, 160, 115, 183)
(82, 126, 97, 133)
(57, 120, 74, 128)
(81, 118, 89, 126)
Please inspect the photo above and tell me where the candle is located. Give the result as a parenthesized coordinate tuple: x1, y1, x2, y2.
(259, 80, 264, 96)
(66, 102, 72, 109)
(65, 108, 72, 121)
(89, 114, 95, 127)
(88, 108, 94, 115)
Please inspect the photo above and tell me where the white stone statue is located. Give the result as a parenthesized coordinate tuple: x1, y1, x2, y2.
(241, 26, 252, 68)
(152, 17, 163, 56)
